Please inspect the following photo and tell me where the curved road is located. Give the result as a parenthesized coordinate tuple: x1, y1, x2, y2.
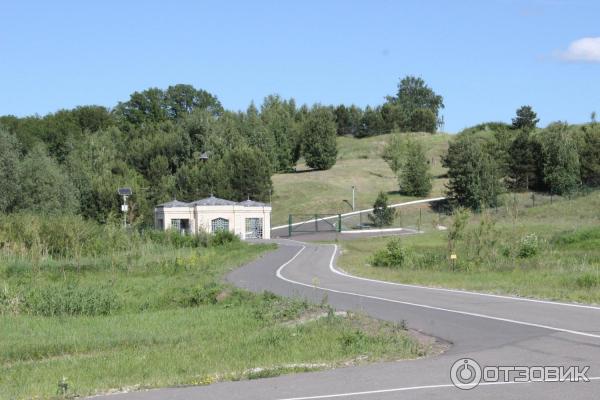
(107, 239, 600, 399)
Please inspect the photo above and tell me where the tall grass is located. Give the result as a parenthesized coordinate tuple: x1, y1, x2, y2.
(0, 214, 424, 398)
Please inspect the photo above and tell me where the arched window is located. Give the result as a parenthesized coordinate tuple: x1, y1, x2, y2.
(211, 217, 229, 232)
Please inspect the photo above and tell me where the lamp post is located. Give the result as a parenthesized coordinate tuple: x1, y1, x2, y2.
(118, 188, 133, 228)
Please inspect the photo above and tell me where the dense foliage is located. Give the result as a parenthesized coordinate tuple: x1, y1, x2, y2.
(445, 106, 600, 210)
(0, 78, 444, 225)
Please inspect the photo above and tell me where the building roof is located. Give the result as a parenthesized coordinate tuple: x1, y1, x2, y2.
(156, 199, 190, 208)
(238, 199, 269, 207)
(191, 195, 237, 206)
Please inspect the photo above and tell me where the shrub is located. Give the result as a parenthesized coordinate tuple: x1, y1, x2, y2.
(210, 230, 239, 246)
(372, 238, 410, 268)
(518, 234, 539, 258)
(23, 284, 119, 316)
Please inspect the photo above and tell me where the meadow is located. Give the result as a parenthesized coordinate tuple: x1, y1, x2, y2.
(0, 214, 424, 399)
(338, 191, 600, 304)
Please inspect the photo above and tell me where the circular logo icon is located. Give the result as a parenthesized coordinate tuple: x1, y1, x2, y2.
(450, 358, 482, 390)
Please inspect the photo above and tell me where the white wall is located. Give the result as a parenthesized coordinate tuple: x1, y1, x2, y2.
(155, 205, 271, 239)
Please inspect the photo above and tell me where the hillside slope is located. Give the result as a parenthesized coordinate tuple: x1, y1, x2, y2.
(271, 133, 451, 225)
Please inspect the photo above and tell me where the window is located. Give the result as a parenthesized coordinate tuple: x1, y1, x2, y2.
(245, 218, 263, 239)
(171, 219, 181, 230)
(211, 217, 229, 232)
(157, 219, 164, 229)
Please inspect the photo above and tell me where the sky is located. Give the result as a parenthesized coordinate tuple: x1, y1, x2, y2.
(1, 0, 599, 132)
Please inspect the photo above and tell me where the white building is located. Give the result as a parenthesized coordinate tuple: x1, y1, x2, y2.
(154, 196, 271, 239)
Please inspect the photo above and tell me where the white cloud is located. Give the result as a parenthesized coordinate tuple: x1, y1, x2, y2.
(558, 37, 600, 62)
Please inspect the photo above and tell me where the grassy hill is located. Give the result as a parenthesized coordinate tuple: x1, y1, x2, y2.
(271, 133, 451, 225)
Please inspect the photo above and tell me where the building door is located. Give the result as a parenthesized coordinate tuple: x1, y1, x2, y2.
(245, 218, 263, 239)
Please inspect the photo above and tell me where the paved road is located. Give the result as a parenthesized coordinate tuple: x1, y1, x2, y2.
(105, 239, 600, 399)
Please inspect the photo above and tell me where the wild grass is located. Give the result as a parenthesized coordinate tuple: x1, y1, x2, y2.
(0, 215, 424, 398)
(338, 191, 600, 304)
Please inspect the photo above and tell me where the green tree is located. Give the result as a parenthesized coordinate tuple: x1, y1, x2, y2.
(261, 95, 300, 171)
(301, 106, 338, 170)
(399, 139, 432, 196)
(0, 129, 22, 212)
(508, 130, 537, 191)
(368, 191, 395, 227)
(577, 125, 600, 187)
(164, 84, 223, 119)
(225, 146, 273, 201)
(19, 145, 79, 213)
(442, 136, 503, 211)
(382, 134, 407, 173)
(541, 123, 580, 195)
(512, 105, 539, 131)
(386, 76, 444, 133)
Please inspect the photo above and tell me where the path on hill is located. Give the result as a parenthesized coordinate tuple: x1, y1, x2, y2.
(103, 236, 600, 400)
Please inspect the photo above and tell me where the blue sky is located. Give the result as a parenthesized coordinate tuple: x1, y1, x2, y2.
(1, 0, 599, 132)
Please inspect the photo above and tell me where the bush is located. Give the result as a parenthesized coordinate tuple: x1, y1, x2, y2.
(210, 230, 239, 246)
(23, 284, 119, 316)
(518, 234, 539, 258)
(372, 238, 410, 268)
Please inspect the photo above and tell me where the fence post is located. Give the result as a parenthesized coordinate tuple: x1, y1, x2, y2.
(315, 214, 319, 232)
(338, 214, 342, 232)
(418, 208, 422, 232)
(288, 214, 292, 237)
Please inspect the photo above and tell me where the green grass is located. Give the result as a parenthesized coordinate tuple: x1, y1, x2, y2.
(0, 218, 425, 399)
(338, 191, 600, 304)
(271, 132, 451, 225)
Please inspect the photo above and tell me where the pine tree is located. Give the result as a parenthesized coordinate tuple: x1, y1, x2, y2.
(368, 191, 395, 227)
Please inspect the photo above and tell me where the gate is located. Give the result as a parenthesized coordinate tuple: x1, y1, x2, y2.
(288, 214, 342, 236)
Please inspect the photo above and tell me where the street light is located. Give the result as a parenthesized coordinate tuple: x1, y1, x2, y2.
(117, 187, 132, 228)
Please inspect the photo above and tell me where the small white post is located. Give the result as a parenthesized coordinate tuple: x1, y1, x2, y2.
(352, 186, 355, 211)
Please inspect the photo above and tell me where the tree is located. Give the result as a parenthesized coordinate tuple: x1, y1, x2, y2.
(164, 84, 223, 119)
(225, 146, 273, 202)
(512, 105, 539, 131)
(577, 125, 600, 187)
(368, 191, 395, 227)
(442, 136, 503, 211)
(301, 106, 338, 170)
(334, 104, 363, 136)
(399, 139, 432, 196)
(0, 129, 22, 212)
(261, 95, 300, 172)
(507, 130, 537, 191)
(541, 123, 580, 195)
(386, 76, 444, 133)
(19, 145, 79, 213)
(382, 134, 407, 174)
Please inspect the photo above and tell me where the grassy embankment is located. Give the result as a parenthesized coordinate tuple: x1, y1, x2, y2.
(339, 191, 600, 304)
(270, 132, 451, 226)
(0, 214, 425, 399)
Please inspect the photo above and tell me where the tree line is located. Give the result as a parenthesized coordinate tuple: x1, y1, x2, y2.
(443, 106, 600, 211)
(0, 77, 443, 226)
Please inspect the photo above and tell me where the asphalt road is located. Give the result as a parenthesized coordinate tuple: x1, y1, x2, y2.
(103, 238, 600, 400)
